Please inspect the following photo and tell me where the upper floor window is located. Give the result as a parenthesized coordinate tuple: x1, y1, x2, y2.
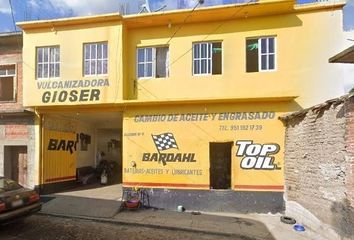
(193, 42, 222, 75)
(137, 46, 169, 79)
(37, 46, 60, 79)
(0, 65, 15, 102)
(246, 37, 276, 72)
(84, 42, 108, 76)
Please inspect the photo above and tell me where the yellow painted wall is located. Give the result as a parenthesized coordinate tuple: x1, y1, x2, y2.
(22, 21, 123, 107)
(125, 9, 345, 108)
(123, 101, 291, 191)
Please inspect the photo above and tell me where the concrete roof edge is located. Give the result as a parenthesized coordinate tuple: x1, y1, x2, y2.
(17, 13, 122, 30)
(0, 31, 22, 37)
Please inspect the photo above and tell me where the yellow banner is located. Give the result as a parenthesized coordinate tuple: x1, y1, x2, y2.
(42, 130, 77, 184)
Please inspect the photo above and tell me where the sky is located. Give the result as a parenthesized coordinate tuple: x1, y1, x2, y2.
(0, 0, 353, 33)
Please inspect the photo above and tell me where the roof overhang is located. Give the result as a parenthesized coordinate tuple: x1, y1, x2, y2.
(17, 13, 123, 30)
(16, 1, 345, 31)
(124, 0, 296, 29)
(0, 109, 34, 117)
(329, 45, 354, 63)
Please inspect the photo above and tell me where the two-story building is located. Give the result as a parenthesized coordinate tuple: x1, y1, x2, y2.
(18, 0, 347, 212)
(0, 32, 36, 189)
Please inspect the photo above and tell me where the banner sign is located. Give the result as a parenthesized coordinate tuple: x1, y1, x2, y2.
(37, 79, 109, 104)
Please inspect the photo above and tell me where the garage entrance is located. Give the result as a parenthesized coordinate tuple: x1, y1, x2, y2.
(40, 111, 122, 192)
(209, 142, 232, 189)
(4, 146, 27, 186)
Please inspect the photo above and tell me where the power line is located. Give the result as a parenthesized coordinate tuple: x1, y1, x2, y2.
(8, 0, 19, 32)
(166, 0, 202, 45)
(168, 0, 256, 69)
(8, 0, 22, 54)
(136, 1, 256, 100)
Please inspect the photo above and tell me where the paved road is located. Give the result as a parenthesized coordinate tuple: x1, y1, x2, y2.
(0, 214, 254, 240)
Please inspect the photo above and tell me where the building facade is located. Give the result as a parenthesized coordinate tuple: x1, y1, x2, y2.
(280, 94, 354, 239)
(0, 32, 36, 189)
(18, 0, 348, 212)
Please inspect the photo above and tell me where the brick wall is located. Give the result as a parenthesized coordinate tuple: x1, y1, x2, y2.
(0, 50, 24, 111)
(282, 95, 354, 238)
(0, 116, 36, 188)
(0, 35, 36, 189)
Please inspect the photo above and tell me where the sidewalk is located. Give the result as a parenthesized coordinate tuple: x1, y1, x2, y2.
(38, 184, 328, 240)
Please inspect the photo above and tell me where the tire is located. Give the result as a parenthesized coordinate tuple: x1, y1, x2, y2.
(280, 216, 296, 224)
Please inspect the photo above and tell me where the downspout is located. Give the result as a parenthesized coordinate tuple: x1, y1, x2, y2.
(35, 108, 44, 193)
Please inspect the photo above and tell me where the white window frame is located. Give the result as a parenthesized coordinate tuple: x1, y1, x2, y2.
(137, 47, 154, 79)
(193, 42, 212, 76)
(258, 37, 276, 72)
(36, 46, 60, 79)
(136, 46, 169, 79)
(0, 64, 16, 102)
(84, 42, 108, 76)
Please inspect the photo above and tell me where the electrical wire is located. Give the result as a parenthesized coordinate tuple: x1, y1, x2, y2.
(166, 0, 201, 45)
(8, 0, 19, 32)
(167, 0, 256, 70)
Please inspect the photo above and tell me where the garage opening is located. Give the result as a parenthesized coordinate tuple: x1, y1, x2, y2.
(4, 146, 27, 186)
(209, 142, 232, 189)
(41, 111, 122, 192)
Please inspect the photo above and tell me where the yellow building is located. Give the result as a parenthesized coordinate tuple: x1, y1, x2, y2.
(18, 0, 347, 212)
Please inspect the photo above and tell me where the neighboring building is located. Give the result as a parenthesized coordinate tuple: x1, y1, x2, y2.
(0, 32, 36, 188)
(280, 94, 354, 239)
(278, 44, 354, 239)
(17, 0, 348, 212)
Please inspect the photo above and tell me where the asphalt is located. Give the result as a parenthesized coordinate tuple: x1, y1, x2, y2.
(38, 184, 329, 240)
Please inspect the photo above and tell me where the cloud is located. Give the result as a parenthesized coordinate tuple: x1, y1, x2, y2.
(0, 0, 11, 14)
(25, 0, 140, 17)
(347, 0, 354, 6)
(48, 0, 143, 16)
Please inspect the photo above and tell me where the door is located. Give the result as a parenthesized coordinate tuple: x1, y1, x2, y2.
(209, 142, 232, 189)
(4, 146, 27, 186)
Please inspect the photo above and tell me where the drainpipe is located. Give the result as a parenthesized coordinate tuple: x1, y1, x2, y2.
(35, 108, 44, 194)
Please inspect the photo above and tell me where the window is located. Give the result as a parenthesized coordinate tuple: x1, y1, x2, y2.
(37, 46, 60, 79)
(246, 37, 276, 72)
(84, 42, 108, 76)
(137, 46, 169, 78)
(0, 65, 15, 101)
(193, 42, 222, 75)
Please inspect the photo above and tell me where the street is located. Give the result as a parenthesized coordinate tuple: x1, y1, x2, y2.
(0, 214, 253, 240)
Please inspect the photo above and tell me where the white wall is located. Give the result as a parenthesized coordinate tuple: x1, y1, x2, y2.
(96, 129, 121, 164)
(76, 121, 96, 168)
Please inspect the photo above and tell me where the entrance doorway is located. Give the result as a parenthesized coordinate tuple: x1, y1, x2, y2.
(209, 142, 232, 189)
(4, 146, 28, 186)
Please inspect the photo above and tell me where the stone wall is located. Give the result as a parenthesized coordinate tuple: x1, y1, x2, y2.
(281, 94, 354, 239)
(346, 96, 354, 210)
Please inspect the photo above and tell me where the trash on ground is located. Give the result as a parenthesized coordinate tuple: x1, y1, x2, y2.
(280, 215, 296, 224)
(177, 205, 185, 212)
(293, 224, 306, 232)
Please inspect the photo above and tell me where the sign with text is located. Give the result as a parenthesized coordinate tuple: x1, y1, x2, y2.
(123, 104, 286, 191)
(42, 130, 77, 184)
(38, 79, 109, 104)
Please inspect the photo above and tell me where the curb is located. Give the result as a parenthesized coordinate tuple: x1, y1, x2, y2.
(36, 211, 263, 240)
